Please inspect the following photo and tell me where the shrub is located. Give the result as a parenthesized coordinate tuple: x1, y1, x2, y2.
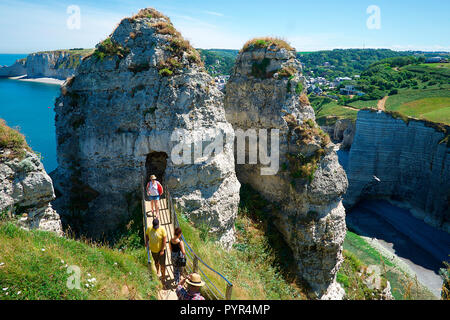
(0, 119, 29, 159)
(93, 38, 130, 61)
(285, 119, 331, 183)
(299, 94, 310, 106)
(158, 68, 173, 77)
(296, 82, 304, 95)
(241, 37, 294, 53)
(278, 66, 296, 78)
(132, 8, 169, 21)
(152, 21, 177, 36)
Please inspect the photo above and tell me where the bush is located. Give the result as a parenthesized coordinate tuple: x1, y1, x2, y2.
(241, 37, 294, 53)
(158, 68, 173, 77)
(278, 67, 296, 78)
(93, 38, 130, 61)
(299, 93, 310, 106)
(389, 89, 398, 95)
(0, 119, 29, 159)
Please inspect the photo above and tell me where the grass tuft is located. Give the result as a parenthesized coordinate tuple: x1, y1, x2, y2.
(0, 119, 30, 160)
(241, 37, 294, 53)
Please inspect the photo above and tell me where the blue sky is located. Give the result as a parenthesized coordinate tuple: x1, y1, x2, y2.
(0, 0, 449, 53)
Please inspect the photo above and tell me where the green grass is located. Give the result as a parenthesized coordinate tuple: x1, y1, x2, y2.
(0, 222, 159, 300)
(342, 231, 437, 300)
(177, 184, 307, 300)
(347, 99, 379, 109)
(92, 38, 130, 62)
(0, 119, 30, 160)
(385, 88, 450, 124)
(312, 99, 358, 125)
(337, 249, 389, 300)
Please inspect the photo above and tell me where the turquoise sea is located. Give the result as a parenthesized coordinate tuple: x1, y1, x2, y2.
(0, 54, 59, 172)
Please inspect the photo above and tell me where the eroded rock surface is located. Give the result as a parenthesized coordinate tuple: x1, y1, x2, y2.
(52, 9, 240, 246)
(224, 41, 348, 298)
(345, 110, 450, 232)
(0, 150, 62, 235)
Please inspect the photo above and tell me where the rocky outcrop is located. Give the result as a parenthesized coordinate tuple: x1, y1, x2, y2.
(224, 40, 348, 299)
(0, 58, 26, 77)
(321, 119, 356, 150)
(333, 119, 356, 150)
(345, 110, 450, 232)
(52, 8, 240, 246)
(0, 149, 62, 235)
(25, 51, 86, 80)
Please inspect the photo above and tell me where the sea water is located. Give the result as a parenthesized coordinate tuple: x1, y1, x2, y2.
(0, 54, 59, 172)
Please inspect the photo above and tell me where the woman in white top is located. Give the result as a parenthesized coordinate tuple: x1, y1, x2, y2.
(147, 174, 162, 218)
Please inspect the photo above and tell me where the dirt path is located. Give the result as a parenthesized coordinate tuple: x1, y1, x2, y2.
(342, 105, 360, 111)
(377, 96, 389, 111)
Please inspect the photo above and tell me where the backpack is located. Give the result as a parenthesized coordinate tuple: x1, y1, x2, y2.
(157, 182, 163, 196)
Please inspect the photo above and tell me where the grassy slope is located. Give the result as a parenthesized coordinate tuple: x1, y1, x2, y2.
(341, 231, 437, 300)
(0, 222, 159, 300)
(347, 99, 379, 109)
(385, 87, 450, 124)
(177, 184, 307, 300)
(313, 99, 358, 125)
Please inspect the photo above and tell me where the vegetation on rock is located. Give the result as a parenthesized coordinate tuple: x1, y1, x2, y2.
(241, 37, 294, 53)
(92, 38, 130, 62)
(176, 184, 308, 300)
(0, 119, 30, 160)
(283, 116, 330, 183)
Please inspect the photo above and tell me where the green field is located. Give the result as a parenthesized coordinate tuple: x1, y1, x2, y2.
(385, 88, 450, 124)
(347, 99, 379, 109)
(312, 99, 358, 125)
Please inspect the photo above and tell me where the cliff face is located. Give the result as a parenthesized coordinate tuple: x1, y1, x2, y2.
(52, 9, 240, 246)
(0, 51, 89, 80)
(0, 59, 26, 77)
(345, 110, 450, 232)
(0, 149, 62, 235)
(224, 41, 348, 299)
(25, 51, 83, 80)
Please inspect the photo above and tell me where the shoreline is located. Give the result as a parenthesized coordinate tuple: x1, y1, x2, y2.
(8, 75, 64, 86)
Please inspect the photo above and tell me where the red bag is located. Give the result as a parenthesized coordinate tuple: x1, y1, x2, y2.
(157, 182, 163, 196)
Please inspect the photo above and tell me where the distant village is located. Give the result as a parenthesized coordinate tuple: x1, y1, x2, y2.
(211, 56, 448, 95)
(305, 74, 364, 98)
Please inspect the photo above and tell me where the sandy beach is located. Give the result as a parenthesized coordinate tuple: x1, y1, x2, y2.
(8, 75, 64, 85)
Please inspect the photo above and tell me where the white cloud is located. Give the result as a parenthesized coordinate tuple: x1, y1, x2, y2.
(203, 11, 224, 17)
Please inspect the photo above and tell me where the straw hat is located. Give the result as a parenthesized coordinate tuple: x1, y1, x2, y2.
(150, 175, 157, 180)
(186, 273, 205, 287)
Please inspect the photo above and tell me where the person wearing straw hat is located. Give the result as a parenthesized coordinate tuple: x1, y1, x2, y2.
(146, 174, 163, 218)
(176, 273, 205, 300)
